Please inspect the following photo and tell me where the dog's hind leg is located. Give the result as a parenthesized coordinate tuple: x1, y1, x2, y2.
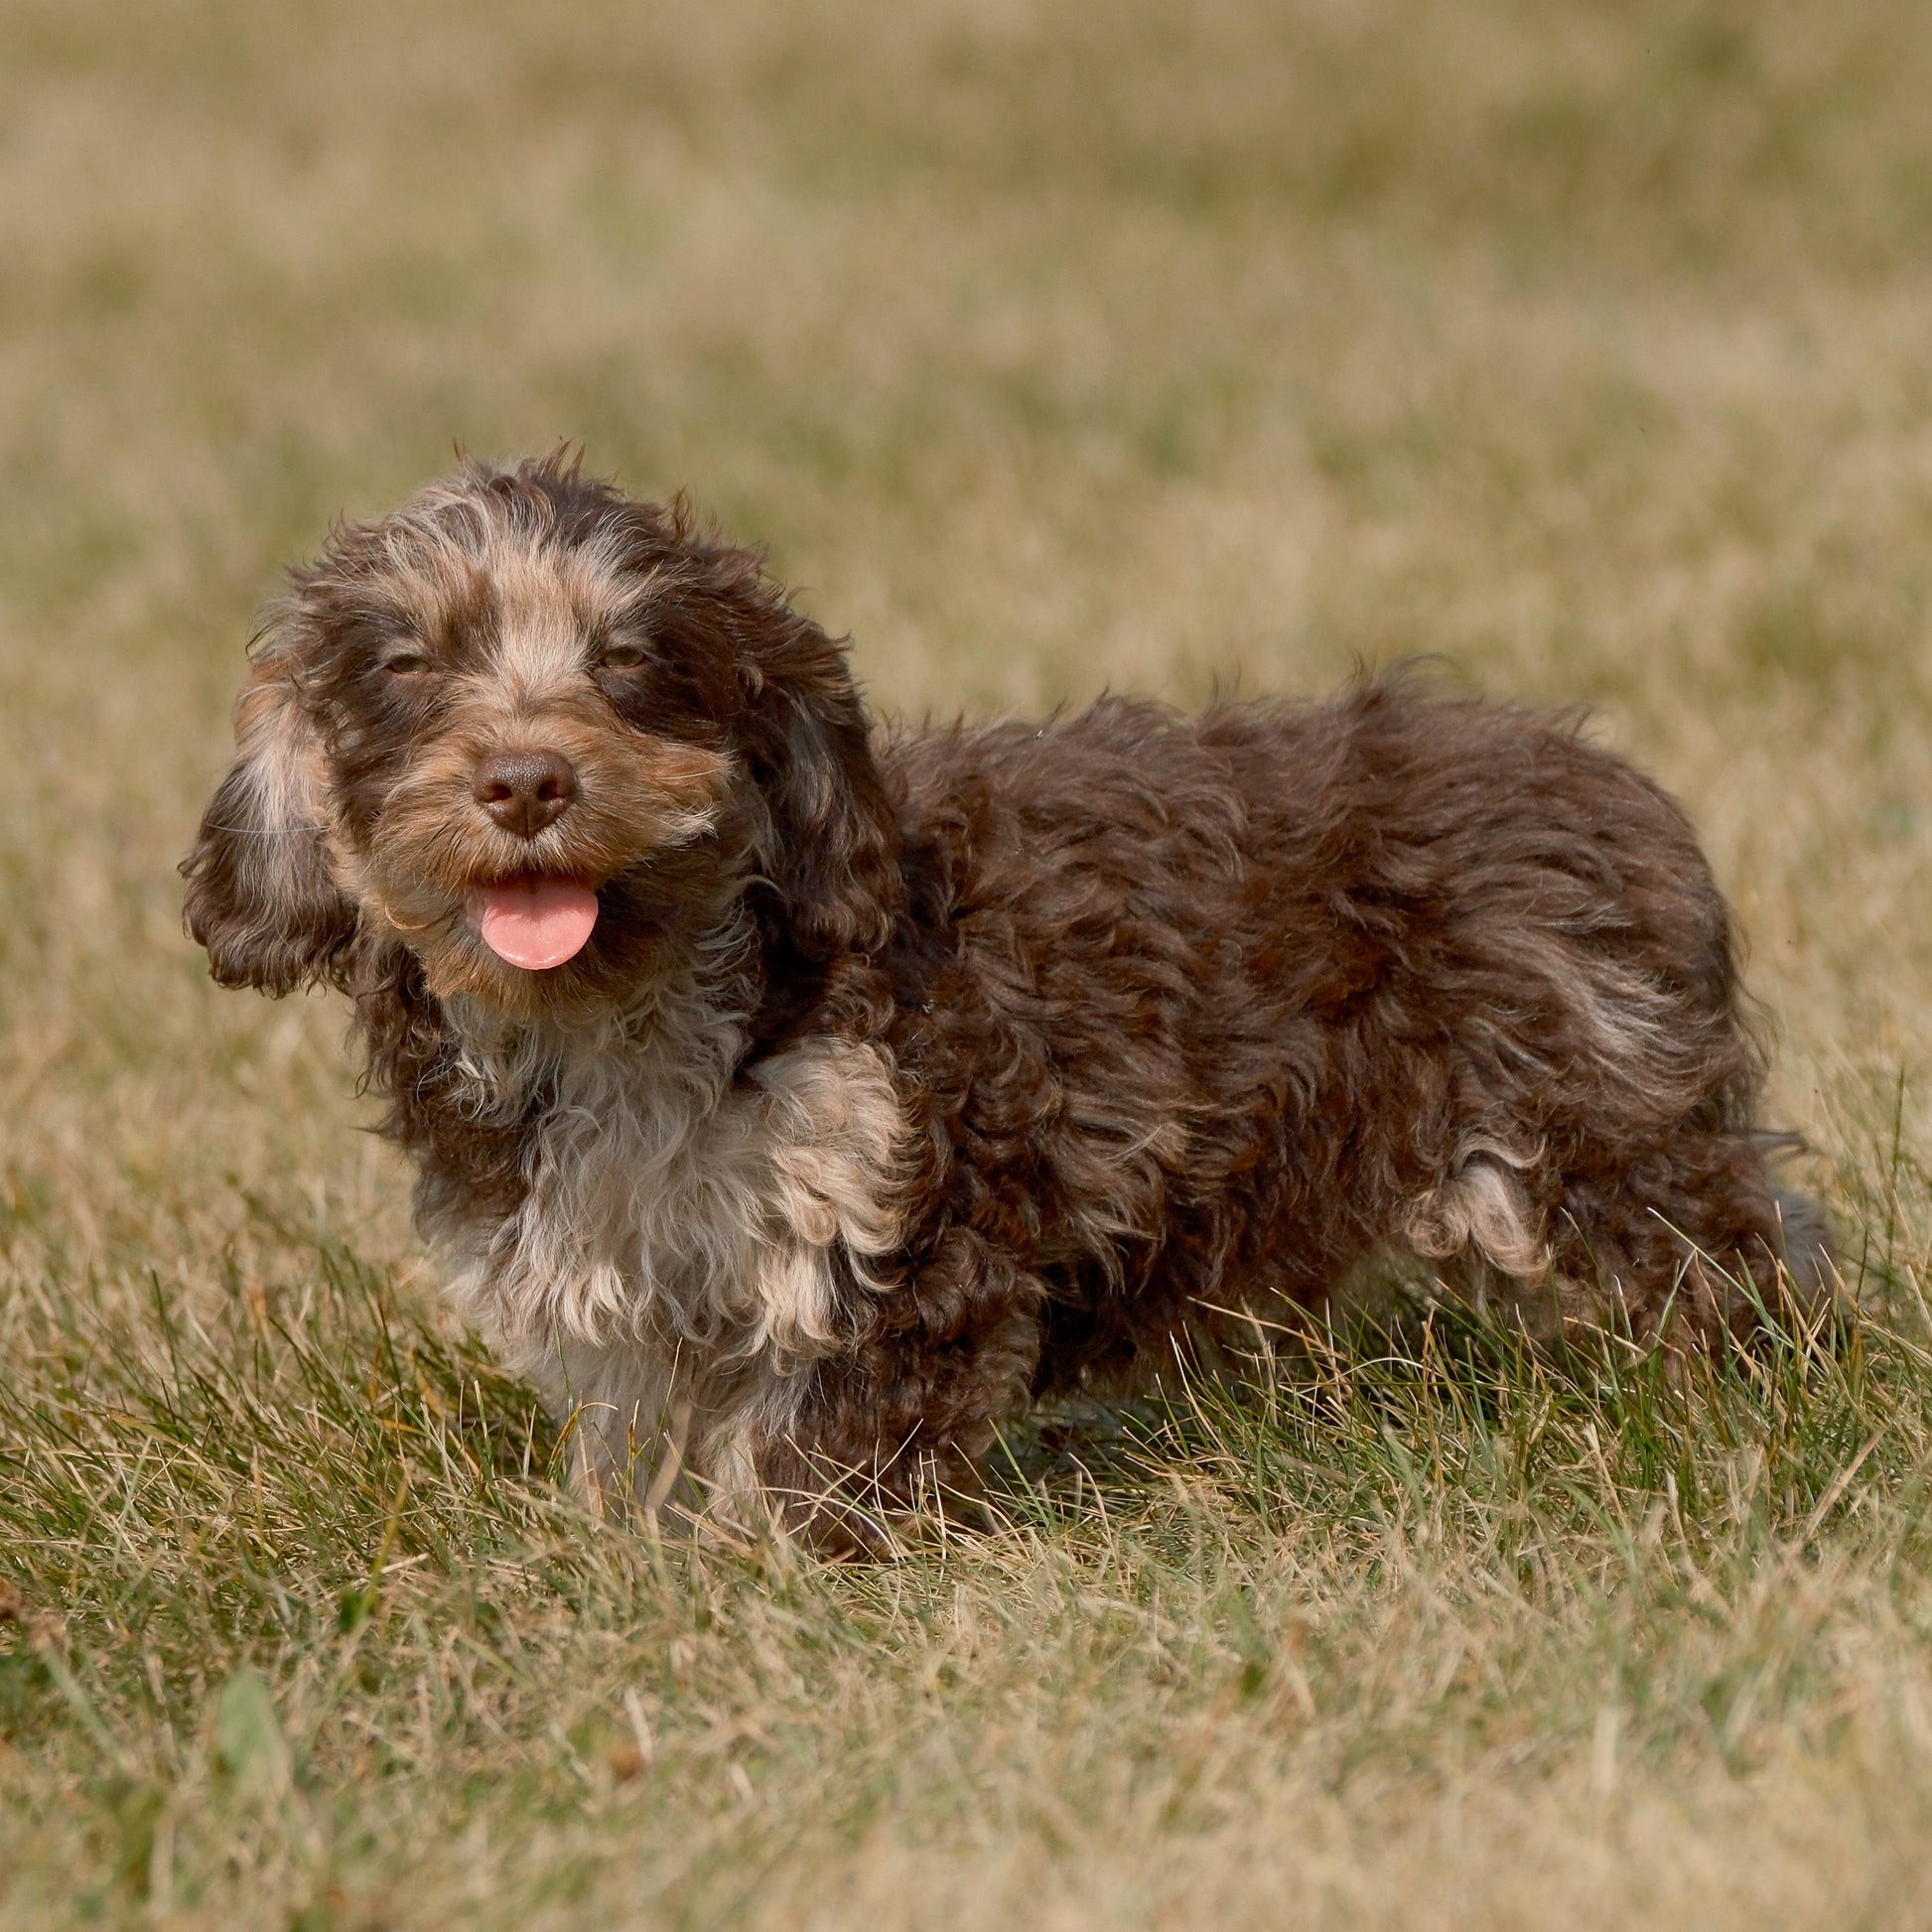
(1546, 1132, 1839, 1350)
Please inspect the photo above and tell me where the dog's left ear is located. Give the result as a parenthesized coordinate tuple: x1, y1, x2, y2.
(182, 653, 358, 994)
(735, 613, 900, 963)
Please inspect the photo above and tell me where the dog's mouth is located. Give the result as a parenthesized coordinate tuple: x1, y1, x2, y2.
(465, 876, 602, 971)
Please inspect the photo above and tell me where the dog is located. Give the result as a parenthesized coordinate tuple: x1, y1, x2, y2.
(183, 453, 1834, 1549)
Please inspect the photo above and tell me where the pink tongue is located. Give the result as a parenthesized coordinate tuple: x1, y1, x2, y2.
(468, 880, 600, 970)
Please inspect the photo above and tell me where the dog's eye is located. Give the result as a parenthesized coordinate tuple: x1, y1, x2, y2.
(598, 642, 648, 671)
(383, 649, 435, 677)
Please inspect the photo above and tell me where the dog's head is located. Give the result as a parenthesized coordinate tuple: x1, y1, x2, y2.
(183, 455, 899, 1020)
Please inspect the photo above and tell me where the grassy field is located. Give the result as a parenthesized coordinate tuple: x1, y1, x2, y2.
(6, 0, 1932, 1923)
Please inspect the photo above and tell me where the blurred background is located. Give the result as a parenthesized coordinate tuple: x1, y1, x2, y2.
(5, 0, 1932, 1386)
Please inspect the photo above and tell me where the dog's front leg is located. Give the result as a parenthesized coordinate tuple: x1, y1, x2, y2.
(543, 1335, 696, 1525)
(746, 1240, 1049, 1556)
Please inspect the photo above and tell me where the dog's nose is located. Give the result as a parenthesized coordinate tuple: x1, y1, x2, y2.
(472, 749, 580, 839)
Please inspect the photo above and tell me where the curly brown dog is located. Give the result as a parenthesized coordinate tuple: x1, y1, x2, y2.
(184, 453, 1833, 1549)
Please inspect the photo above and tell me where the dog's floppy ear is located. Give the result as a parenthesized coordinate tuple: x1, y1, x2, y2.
(182, 651, 357, 994)
(737, 614, 901, 963)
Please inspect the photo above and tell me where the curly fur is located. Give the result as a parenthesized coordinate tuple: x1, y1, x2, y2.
(184, 453, 1836, 1551)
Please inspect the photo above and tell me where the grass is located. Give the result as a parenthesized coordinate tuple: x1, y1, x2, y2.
(6, 0, 1932, 1923)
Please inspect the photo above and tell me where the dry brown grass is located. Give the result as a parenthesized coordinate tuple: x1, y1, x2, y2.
(6, 1, 1932, 1924)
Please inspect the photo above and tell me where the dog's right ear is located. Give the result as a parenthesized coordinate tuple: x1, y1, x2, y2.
(182, 654, 357, 995)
